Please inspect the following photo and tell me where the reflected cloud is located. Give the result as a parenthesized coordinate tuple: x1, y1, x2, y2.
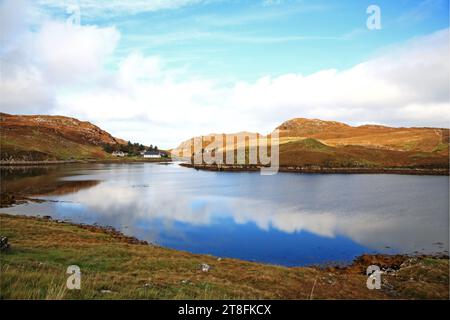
(2, 163, 448, 262)
(66, 182, 448, 253)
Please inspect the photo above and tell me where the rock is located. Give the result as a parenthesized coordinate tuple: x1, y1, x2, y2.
(0, 193, 15, 206)
(0, 236, 10, 252)
(383, 268, 396, 274)
(200, 263, 211, 272)
(400, 257, 418, 268)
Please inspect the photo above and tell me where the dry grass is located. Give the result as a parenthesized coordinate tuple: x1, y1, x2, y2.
(0, 214, 448, 300)
(172, 118, 449, 169)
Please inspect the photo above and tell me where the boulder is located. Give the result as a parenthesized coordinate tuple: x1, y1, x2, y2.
(0, 236, 10, 252)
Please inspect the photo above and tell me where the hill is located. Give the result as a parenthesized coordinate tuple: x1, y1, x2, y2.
(276, 118, 449, 153)
(0, 113, 126, 161)
(173, 118, 449, 170)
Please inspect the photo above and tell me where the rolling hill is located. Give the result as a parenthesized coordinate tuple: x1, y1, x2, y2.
(173, 118, 450, 170)
(0, 113, 126, 161)
(2, 112, 448, 169)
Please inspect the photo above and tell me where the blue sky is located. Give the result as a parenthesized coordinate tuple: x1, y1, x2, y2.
(1, 0, 449, 147)
(41, 0, 449, 81)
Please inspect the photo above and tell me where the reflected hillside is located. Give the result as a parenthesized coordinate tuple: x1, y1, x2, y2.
(1, 166, 100, 200)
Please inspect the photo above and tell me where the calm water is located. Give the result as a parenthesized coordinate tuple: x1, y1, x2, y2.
(1, 163, 448, 266)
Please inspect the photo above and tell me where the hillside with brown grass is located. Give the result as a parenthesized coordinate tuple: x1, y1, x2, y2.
(276, 118, 449, 153)
(174, 118, 450, 170)
(0, 113, 126, 161)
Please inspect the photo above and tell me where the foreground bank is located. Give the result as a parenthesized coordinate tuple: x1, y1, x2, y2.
(0, 214, 448, 299)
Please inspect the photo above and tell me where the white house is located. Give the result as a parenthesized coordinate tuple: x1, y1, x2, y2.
(143, 150, 162, 158)
(112, 151, 127, 157)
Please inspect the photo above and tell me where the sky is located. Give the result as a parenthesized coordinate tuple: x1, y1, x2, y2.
(0, 0, 449, 148)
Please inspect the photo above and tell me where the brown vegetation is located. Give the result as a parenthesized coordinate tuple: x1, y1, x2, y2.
(173, 118, 450, 170)
(0, 214, 448, 299)
(0, 113, 126, 161)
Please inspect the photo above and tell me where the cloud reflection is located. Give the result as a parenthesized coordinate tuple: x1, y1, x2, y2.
(65, 180, 448, 254)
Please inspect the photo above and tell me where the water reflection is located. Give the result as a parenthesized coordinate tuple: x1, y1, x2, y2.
(1, 163, 448, 266)
(1, 165, 100, 196)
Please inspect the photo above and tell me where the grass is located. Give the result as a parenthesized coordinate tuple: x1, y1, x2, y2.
(1, 132, 109, 161)
(403, 141, 418, 151)
(433, 142, 449, 153)
(283, 138, 333, 153)
(0, 214, 448, 300)
(297, 138, 332, 151)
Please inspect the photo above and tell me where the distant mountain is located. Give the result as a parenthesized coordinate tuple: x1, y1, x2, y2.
(174, 118, 449, 169)
(0, 113, 127, 161)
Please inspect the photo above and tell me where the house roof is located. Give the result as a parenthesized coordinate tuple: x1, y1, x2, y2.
(144, 150, 161, 155)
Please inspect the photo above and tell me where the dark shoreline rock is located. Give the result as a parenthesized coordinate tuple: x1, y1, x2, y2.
(0, 193, 16, 207)
(179, 163, 449, 176)
(16, 214, 149, 245)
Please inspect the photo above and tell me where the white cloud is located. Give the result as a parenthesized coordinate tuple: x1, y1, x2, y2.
(33, 21, 120, 84)
(0, 0, 120, 113)
(57, 29, 450, 147)
(0, 0, 449, 148)
(118, 51, 162, 85)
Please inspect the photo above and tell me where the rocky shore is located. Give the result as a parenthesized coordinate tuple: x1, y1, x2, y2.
(0, 158, 172, 166)
(180, 163, 449, 175)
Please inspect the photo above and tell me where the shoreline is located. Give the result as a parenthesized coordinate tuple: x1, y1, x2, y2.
(4, 213, 151, 245)
(1, 212, 448, 299)
(1, 160, 448, 176)
(8, 213, 450, 267)
(0, 158, 172, 167)
(179, 163, 450, 176)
